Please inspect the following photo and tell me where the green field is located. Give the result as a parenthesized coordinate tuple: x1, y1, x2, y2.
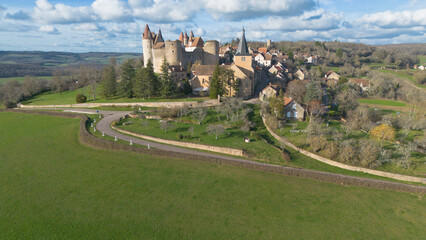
(0, 76, 52, 84)
(1, 111, 425, 239)
(22, 86, 208, 105)
(377, 69, 426, 89)
(358, 98, 407, 107)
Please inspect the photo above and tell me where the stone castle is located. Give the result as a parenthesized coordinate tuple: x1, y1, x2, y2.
(142, 24, 219, 73)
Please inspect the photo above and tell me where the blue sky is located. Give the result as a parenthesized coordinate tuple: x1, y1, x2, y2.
(0, 0, 425, 52)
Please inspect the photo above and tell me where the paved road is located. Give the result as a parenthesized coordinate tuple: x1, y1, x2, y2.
(64, 109, 274, 167)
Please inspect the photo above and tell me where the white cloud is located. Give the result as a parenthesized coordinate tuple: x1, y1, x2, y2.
(73, 23, 103, 31)
(33, 0, 94, 24)
(357, 9, 426, 28)
(257, 9, 342, 32)
(39, 25, 60, 34)
(130, 0, 198, 23)
(91, 0, 131, 21)
(204, 0, 316, 21)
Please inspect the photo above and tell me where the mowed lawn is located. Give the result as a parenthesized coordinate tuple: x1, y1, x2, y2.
(22, 86, 208, 105)
(1, 112, 425, 239)
(358, 98, 407, 107)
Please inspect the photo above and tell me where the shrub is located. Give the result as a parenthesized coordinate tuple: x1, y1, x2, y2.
(282, 151, 291, 163)
(4, 100, 17, 109)
(359, 141, 380, 168)
(75, 93, 87, 103)
(250, 131, 260, 140)
(370, 124, 395, 142)
(324, 141, 339, 158)
(177, 133, 183, 140)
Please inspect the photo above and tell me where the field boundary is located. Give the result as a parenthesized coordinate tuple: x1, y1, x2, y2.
(3, 109, 426, 194)
(18, 100, 219, 109)
(261, 115, 426, 184)
(112, 124, 245, 157)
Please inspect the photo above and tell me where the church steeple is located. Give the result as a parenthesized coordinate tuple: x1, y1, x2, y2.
(236, 27, 249, 56)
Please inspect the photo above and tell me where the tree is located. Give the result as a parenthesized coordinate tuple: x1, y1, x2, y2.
(191, 107, 207, 125)
(206, 124, 225, 140)
(413, 71, 426, 84)
(51, 70, 66, 94)
(118, 59, 135, 98)
(209, 65, 224, 99)
(181, 78, 192, 95)
(223, 68, 237, 97)
(339, 140, 357, 163)
(134, 59, 158, 99)
(160, 120, 173, 133)
(285, 80, 306, 104)
(335, 89, 359, 116)
(306, 99, 325, 122)
(75, 93, 87, 103)
(101, 65, 117, 100)
(159, 58, 175, 98)
(304, 81, 322, 104)
(370, 124, 395, 142)
(79, 65, 100, 101)
(359, 141, 380, 168)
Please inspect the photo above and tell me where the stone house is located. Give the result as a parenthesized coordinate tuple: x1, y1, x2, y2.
(293, 69, 305, 80)
(349, 78, 370, 92)
(324, 70, 340, 81)
(259, 84, 279, 102)
(283, 97, 305, 121)
(254, 53, 272, 67)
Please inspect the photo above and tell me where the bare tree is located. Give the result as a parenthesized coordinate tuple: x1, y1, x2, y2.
(191, 107, 207, 125)
(206, 124, 225, 140)
(160, 120, 173, 133)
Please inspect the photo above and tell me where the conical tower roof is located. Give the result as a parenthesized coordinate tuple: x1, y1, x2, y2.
(143, 24, 151, 39)
(178, 32, 184, 42)
(190, 30, 194, 39)
(154, 29, 164, 44)
(236, 27, 249, 56)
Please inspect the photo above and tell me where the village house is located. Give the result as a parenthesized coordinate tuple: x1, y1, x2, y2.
(283, 97, 305, 121)
(293, 69, 305, 80)
(259, 84, 279, 102)
(325, 70, 340, 81)
(254, 53, 272, 67)
(419, 65, 425, 71)
(349, 78, 370, 92)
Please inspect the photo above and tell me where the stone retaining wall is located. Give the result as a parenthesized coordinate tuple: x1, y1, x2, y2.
(262, 115, 426, 184)
(19, 99, 219, 109)
(112, 125, 246, 157)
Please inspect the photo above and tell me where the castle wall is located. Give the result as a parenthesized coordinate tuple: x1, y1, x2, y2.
(165, 40, 183, 66)
(203, 41, 219, 65)
(152, 48, 166, 73)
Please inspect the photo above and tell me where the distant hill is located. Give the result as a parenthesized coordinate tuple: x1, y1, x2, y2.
(0, 51, 141, 78)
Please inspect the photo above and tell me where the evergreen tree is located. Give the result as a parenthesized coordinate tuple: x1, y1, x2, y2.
(209, 65, 224, 99)
(159, 58, 175, 98)
(133, 59, 158, 99)
(304, 81, 321, 104)
(118, 59, 135, 98)
(181, 78, 193, 95)
(101, 65, 117, 100)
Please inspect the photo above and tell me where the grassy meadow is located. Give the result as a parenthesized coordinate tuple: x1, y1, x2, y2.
(22, 85, 208, 105)
(358, 98, 407, 107)
(1, 111, 425, 239)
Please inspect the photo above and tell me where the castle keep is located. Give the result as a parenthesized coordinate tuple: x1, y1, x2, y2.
(142, 24, 219, 73)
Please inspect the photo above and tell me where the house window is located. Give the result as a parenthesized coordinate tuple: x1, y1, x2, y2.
(294, 111, 297, 118)
(241, 57, 245, 61)
(286, 112, 291, 118)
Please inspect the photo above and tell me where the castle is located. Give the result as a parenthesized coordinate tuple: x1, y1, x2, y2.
(142, 24, 219, 73)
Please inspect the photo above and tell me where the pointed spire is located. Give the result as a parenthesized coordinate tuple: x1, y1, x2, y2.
(184, 32, 189, 46)
(143, 24, 151, 39)
(236, 27, 249, 56)
(178, 32, 184, 42)
(189, 30, 194, 40)
(154, 29, 164, 44)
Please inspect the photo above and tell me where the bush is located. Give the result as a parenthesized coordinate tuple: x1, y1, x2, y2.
(75, 93, 87, 103)
(250, 131, 260, 140)
(177, 133, 183, 140)
(370, 124, 395, 141)
(4, 100, 17, 109)
(282, 151, 291, 163)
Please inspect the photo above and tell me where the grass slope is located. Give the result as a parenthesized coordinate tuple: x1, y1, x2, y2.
(1, 112, 425, 239)
(358, 98, 407, 107)
(22, 85, 207, 105)
(377, 69, 426, 89)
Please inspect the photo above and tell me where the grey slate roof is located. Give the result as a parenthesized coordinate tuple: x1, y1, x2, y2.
(236, 28, 250, 56)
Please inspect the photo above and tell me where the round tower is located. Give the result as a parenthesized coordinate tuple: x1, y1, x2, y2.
(165, 40, 182, 66)
(142, 24, 153, 67)
(203, 40, 219, 65)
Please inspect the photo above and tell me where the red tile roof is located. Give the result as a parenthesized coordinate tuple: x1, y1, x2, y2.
(258, 47, 267, 54)
(284, 97, 293, 106)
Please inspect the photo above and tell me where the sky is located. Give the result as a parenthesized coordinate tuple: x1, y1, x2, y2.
(0, 0, 425, 53)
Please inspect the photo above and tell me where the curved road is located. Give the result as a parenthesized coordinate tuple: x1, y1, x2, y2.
(64, 109, 275, 166)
